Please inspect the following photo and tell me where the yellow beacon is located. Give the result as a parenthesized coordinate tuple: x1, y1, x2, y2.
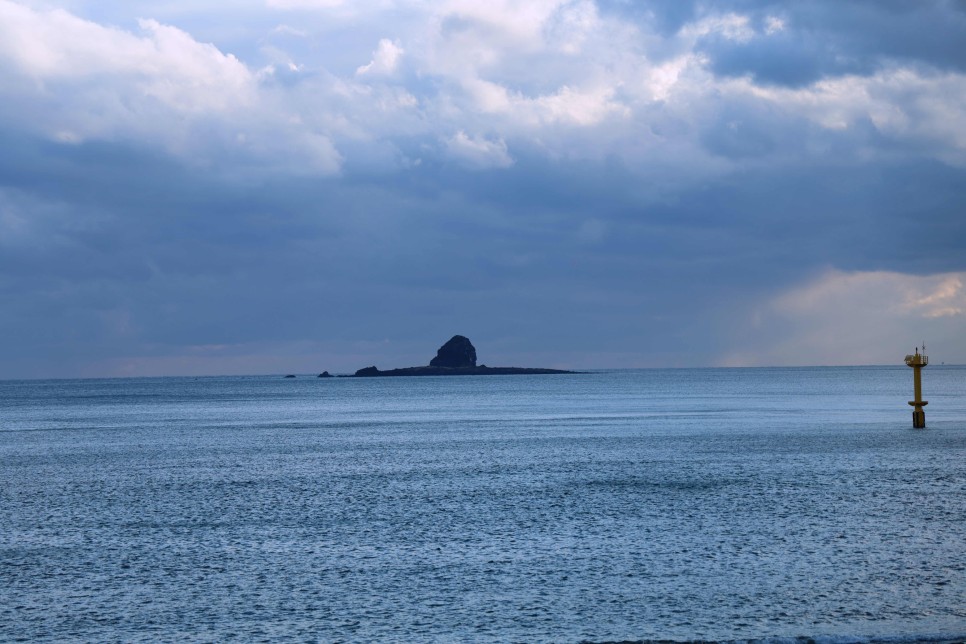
(904, 345, 928, 429)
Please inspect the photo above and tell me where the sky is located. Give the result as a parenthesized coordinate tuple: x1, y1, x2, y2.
(1, 0, 965, 378)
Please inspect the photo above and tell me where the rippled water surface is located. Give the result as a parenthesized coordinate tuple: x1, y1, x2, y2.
(2, 367, 965, 642)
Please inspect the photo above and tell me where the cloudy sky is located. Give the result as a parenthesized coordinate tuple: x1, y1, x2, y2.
(1, 0, 965, 378)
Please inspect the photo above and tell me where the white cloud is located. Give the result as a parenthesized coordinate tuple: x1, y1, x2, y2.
(737, 66, 966, 165)
(437, 0, 572, 48)
(720, 270, 966, 366)
(681, 13, 756, 43)
(444, 130, 513, 168)
(545, 0, 600, 54)
(764, 16, 786, 35)
(0, 0, 342, 174)
(898, 274, 965, 319)
(0, 3, 253, 111)
(1, 1, 964, 177)
(529, 84, 628, 125)
(772, 270, 965, 320)
(644, 56, 692, 102)
(268, 25, 308, 38)
(455, 77, 627, 127)
(356, 38, 404, 76)
(461, 78, 512, 113)
(266, 0, 345, 8)
(135, 18, 255, 113)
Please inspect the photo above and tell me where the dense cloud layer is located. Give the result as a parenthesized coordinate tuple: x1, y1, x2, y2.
(1, 0, 964, 377)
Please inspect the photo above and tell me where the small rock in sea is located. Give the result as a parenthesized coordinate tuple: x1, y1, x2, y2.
(318, 371, 332, 378)
(284, 374, 296, 378)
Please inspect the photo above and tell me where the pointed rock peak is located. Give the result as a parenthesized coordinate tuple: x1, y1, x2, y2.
(429, 335, 477, 368)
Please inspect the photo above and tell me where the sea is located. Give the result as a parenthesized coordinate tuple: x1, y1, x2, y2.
(1, 366, 964, 643)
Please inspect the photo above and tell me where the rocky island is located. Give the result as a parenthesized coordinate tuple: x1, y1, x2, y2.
(352, 335, 574, 377)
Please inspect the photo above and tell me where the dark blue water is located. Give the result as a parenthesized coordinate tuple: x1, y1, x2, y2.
(2, 367, 965, 642)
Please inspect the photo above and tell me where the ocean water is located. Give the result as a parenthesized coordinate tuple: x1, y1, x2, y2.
(1, 367, 964, 643)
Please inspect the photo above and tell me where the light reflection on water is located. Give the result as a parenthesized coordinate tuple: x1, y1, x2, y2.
(1, 367, 965, 642)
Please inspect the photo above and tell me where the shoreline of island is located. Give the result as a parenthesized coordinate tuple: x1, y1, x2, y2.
(321, 335, 578, 377)
(351, 365, 574, 377)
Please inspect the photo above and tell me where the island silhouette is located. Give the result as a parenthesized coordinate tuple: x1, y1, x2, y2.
(351, 335, 574, 376)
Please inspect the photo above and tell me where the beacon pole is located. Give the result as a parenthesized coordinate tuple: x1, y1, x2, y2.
(904, 346, 928, 429)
